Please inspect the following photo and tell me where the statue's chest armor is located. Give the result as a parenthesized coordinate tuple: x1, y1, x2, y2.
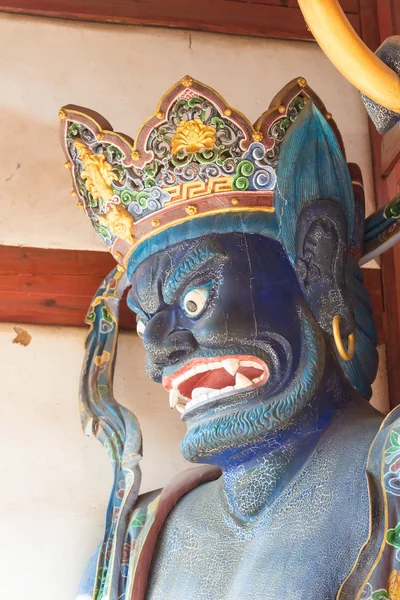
(145, 450, 370, 600)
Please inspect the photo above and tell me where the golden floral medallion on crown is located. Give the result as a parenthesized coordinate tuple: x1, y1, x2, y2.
(171, 119, 216, 155)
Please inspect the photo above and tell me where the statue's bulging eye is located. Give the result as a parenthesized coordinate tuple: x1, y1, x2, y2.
(181, 284, 212, 318)
(136, 320, 146, 338)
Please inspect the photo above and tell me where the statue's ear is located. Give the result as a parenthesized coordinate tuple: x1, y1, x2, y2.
(295, 199, 354, 337)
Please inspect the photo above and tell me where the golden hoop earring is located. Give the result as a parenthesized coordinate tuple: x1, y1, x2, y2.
(332, 315, 355, 361)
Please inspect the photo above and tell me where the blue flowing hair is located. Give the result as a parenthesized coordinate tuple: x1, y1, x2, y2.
(274, 102, 378, 399)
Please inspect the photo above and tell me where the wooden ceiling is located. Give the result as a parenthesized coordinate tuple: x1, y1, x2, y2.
(0, 0, 361, 42)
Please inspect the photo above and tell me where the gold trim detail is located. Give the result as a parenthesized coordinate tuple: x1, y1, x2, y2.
(165, 176, 234, 205)
(131, 150, 140, 161)
(151, 218, 160, 228)
(182, 75, 193, 87)
(297, 77, 307, 88)
(252, 131, 263, 142)
(231, 198, 239, 205)
(185, 205, 198, 216)
(123, 205, 275, 268)
(332, 314, 355, 361)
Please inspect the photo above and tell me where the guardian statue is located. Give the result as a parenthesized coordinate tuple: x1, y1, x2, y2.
(60, 33, 400, 598)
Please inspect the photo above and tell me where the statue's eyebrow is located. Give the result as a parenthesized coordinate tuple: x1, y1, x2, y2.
(126, 293, 148, 322)
(163, 240, 227, 305)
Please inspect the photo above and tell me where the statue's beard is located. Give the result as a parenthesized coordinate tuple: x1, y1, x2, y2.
(180, 307, 326, 463)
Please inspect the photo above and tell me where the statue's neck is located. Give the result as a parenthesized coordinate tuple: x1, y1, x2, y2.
(217, 357, 367, 523)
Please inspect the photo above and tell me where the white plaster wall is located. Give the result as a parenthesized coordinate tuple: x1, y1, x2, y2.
(0, 13, 375, 252)
(0, 323, 188, 600)
(0, 13, 387, 600)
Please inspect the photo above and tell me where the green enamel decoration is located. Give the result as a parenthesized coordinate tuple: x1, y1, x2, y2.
(187, 96, 202, 108)
(120, 189, 134, 205)
(136, 191, 151, 208)
(87, 191, 98, 208)
(371, 591, 390, 600)
(171, 151, 192, 168)
(144, 177, 157, 188)
(101, 307, 113, 322)
(387, 522, 400, 547)
(68, 122, 80, 136)
(196, 148, 219, 164)
(96, 225, 112, 241)
(107, 144, 124, 160)
(279, 117, 291, 132)
(384, 193, 400, 220)
(292, 96, 306, 111)
(233, 159, 255, 191)
(391, 431, 400, 447)
(211, 116, 225, 129)
(129, 511, 147, 528)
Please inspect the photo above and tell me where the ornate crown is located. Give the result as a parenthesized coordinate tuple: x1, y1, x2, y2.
(59, 76, 346, 267)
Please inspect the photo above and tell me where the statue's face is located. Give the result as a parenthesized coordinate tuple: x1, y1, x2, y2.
(129, 233, 325, 462)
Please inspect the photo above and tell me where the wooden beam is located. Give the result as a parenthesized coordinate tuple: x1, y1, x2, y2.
(381, 125, 400, 178)
(0, 245, 385, 343)
(0, 0, 361, 41)
(0, 246, 136, 330)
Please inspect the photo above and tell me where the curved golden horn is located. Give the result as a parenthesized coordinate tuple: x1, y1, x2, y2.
(297, 0, 400, 113)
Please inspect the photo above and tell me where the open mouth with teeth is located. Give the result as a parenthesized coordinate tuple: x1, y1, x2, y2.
(162, 355, 270, 415)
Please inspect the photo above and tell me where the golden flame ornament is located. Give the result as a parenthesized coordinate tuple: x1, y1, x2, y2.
(98, 204, 135, 245)
(74, 140, 118, 203)
(171, 119, 216, 155)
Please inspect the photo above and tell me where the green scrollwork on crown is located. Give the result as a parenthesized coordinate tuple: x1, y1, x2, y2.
(267, 93, 308, 166)
(232, 143, 277, 192)
(233, 160, 254, 191)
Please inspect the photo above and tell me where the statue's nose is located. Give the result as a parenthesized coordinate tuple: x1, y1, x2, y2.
(143, 312, 198, 381)
(160, 330, 198, 364)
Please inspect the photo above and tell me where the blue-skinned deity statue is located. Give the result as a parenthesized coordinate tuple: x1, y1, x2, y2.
(59, 73, 400, 600)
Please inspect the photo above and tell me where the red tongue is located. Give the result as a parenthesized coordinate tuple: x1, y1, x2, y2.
(178, 366, 262, 398)
(179, 369, 232, 398)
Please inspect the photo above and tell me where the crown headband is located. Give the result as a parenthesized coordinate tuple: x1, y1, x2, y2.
(59, 76, 347, 268)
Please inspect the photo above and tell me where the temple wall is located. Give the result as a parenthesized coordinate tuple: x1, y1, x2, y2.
(0, 12, 388, 600)
(0, 323, 189, 599)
